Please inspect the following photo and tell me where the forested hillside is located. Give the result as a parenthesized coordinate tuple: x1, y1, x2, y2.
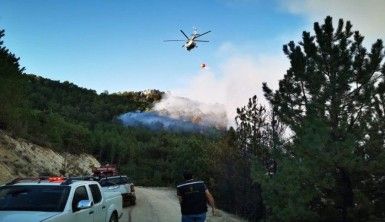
(0, 27, 263, 220)
(1, 27, 204, 183)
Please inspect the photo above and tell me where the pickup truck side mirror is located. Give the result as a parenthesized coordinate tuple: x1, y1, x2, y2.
(77, 200, 93, 210)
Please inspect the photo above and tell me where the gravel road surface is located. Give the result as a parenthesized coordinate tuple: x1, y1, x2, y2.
(121, 187, 245, 222)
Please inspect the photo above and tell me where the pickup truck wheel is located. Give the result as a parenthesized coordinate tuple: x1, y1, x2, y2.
(129, 195, 136, 206)
(109, 213, 118, 222)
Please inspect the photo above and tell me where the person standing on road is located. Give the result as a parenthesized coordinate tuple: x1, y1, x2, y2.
(177, 171, 216, 222)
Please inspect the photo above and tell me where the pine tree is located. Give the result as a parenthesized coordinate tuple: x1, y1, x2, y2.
(259, 16, 385, 221)
(235, 96, 286, 221)
(0, 29, 25, 131)
(236, 95, 285, 173)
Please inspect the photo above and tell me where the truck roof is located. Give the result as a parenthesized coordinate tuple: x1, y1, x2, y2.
(3, 177, 100, 186)
(11, 182, 66, 186)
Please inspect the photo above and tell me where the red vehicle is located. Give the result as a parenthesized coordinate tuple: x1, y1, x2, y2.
(93, 164, 117, 177)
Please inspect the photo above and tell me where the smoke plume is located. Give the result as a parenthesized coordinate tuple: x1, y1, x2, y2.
(174, 53, 288, 126)
(119, 53, 287, 132)
(118, 94, 228, 132)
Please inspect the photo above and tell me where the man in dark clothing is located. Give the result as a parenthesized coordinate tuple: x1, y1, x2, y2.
(177, 171, 216, 222)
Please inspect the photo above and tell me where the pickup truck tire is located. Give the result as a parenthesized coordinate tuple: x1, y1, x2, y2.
(129, 195, 136, 206)
(109, 212, 118, 222)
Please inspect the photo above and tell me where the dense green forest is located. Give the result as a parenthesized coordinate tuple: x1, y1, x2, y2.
(1, 16, 385, 221)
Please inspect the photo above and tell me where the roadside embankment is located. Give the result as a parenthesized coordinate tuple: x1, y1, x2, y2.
(0, 130, 100, 183)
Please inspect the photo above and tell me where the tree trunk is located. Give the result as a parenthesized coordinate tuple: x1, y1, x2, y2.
(336, 167, 353, 222)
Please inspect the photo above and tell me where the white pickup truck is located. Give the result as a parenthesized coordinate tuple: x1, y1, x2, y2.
(0, 177, 123, 222)
(99, 175, 136, 207)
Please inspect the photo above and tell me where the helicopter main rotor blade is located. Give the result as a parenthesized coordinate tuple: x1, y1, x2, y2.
(180, 30, 189, 39)
(196, 31, 211, 38)
(195, 40, 209, 42)
(163, 40, 185, 42)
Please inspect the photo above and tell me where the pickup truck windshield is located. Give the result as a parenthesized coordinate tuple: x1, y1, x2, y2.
(0, 185, 70, 212)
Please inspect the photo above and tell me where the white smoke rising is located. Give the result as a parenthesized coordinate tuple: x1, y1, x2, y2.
(118, 91, 229, 131)
(121, 47, 289, 130)
(173, 52, 289, 126)
(153, 94, 228, 129)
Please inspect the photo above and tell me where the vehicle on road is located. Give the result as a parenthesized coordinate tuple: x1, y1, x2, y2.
(93, 164, 118, 177)
(99, 175, 136, 207)
(0, 177, 123, 222)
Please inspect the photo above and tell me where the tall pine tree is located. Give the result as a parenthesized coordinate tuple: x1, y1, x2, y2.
(257, 16, 385, 221)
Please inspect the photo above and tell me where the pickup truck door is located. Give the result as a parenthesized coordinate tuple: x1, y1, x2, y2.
(89, 184, 107, 222)
(71, 186, 94, 222)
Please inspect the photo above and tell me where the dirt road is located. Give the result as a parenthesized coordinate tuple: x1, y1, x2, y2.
(123, 187, 245, 222)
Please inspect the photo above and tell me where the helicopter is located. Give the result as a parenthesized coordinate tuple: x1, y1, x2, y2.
(164, 28, 211, 51)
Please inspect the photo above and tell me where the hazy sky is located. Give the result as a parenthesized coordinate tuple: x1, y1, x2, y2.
(0, 0, 302, 92)
(1, 0, 384, 122)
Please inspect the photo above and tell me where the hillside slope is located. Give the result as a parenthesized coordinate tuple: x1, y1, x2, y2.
(0, 130, 100, 183)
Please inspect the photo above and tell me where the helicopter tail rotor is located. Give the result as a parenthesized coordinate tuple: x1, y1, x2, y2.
(193, 27, 198, 35)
